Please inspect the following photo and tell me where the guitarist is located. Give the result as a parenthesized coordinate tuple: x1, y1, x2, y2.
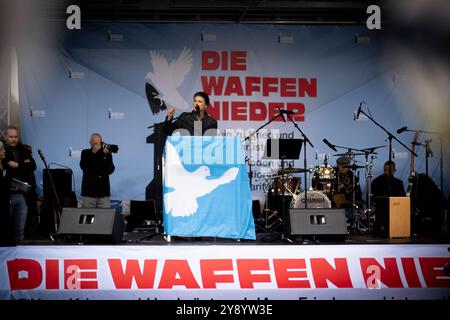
(371, 161, 405, 199)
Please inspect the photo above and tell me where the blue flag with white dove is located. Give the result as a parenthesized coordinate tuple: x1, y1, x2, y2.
(163, 136, 256, 240)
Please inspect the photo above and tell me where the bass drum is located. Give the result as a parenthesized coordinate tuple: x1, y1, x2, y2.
(292, 190, 332, 209)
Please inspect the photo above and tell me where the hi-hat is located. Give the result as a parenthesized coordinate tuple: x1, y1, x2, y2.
(333, 151, 366, 157)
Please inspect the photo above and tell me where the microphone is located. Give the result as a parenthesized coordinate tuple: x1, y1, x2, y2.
(355, 102, 363, 120)
(323, 139, 337, 152)
(279, 109, 295, 115)
(278, 108, 286, 122)
(397, 126, 408, 134)
(195, 105, 200, 113)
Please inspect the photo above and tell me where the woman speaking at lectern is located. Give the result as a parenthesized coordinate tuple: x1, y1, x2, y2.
(164, 91, 217, 136)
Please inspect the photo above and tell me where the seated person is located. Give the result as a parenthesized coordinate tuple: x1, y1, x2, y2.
(371, 160, 405, 198)
(333, 156, 362, 209)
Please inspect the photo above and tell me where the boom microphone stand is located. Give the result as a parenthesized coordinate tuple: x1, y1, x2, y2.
(357, 107, 417, 193)
(398, 127, 446, 193)
(286, 114, 314, 209)
(242, 112, 286, 187)
(37, 149, 62, 240)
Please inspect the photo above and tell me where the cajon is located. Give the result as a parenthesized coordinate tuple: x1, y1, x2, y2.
(374, 197, 411, 238)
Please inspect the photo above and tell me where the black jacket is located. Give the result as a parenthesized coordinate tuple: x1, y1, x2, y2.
(164, 111, 217, 136)
(371, 174, 406, 198)
(0, 170, 14, 245)
(1, 143, 37, 194)
(0, 170, 10, 213)
(80, 149, 115, 197)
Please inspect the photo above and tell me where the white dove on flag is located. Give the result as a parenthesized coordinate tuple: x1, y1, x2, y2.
(164, 141, 239, 217)
(145, 47, 192, 111)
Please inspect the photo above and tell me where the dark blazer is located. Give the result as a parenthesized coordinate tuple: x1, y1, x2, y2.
(164, 111, 217, 136)
(80, 149, 115, 198)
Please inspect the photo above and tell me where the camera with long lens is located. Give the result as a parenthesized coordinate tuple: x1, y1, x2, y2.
(101, 142, 119, 153)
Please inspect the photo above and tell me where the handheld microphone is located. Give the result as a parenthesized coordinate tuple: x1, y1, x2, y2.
(397, 126, 408, 134)
(323, 139, 338, 152)
(355, 102, 363, 120)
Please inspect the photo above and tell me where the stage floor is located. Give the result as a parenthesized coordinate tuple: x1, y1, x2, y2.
(20, 231, 449, 246)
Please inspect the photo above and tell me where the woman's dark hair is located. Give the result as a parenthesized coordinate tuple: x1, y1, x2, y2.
(194, 91, 210, 107)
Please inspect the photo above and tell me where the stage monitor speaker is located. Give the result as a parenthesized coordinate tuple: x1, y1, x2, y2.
(58, 208, 124, 244)
(374, 197, 410, 238)
(289, 208, 347, 239)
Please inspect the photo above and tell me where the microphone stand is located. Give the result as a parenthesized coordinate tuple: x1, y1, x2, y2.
(242, 112, 285, 187)
(37, 150, 62, 240)
(402, 128, 446, 193)
(423, 140, 433, 177)
(360, 109, 417, 160)
(323, 140, 383, 230)
(358, 109, 417, 194)
(287, 114, 314, 209)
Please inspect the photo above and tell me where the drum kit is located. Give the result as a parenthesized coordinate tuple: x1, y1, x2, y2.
(259, 148, 380, 235)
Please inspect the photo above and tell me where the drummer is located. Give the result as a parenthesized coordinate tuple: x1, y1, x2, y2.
(333, 156, 362, 209)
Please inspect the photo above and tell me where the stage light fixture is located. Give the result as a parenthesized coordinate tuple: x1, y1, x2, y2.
(279, 35, 294, 44)
(68, 68, 84, 79)
(201, 32, 216, 41)
(354, 34, 370, 44)
(107, 31, 124, 42)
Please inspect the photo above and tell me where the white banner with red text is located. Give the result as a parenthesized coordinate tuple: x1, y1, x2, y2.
(0, 245, 449, 300)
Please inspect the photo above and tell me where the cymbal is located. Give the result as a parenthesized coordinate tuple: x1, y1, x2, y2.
(333, 152, 366, 157)
(342, 164, 365, 169)
(361, 145, 386, 153)
(277, 168, 309, 174)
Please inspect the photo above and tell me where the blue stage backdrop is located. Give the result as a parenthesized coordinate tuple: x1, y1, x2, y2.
(16, 23, 449, 202)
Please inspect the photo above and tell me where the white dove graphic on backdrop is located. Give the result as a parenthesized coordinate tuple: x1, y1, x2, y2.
(164, 141, 239, 217)
(145, 47, 192, 113)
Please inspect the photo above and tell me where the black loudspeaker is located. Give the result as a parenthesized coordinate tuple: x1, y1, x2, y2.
(125, 200, 157, 231)
(289, 208, 347, 240)
(43, 169, 77, 207)
(43, 169, 72, 197)
(58, 208, 124, 244)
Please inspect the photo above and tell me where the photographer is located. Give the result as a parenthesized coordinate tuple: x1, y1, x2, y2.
(80, 133, 116, 208)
